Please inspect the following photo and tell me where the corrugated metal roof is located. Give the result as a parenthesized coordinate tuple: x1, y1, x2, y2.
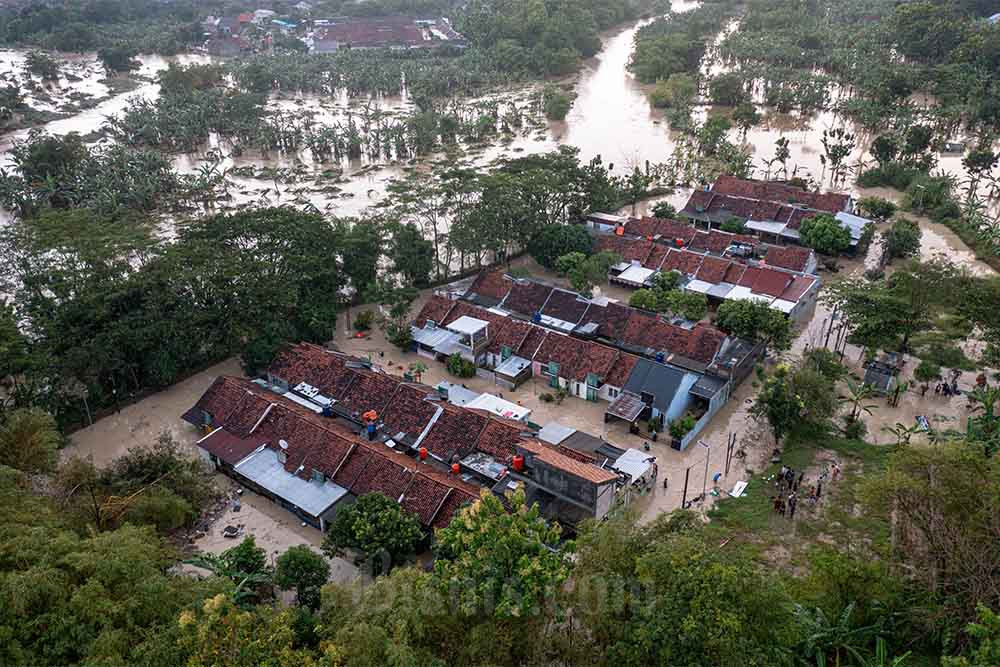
(235, 447, 348, 517)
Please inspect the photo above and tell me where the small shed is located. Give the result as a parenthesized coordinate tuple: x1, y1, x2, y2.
(863, 360, 898, 395)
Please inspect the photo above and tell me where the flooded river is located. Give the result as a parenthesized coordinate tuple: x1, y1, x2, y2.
(1, 0, 996, 256)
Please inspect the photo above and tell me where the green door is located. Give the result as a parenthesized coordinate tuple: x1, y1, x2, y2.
(548, 361, 560, 388)
(586, 373, 599, 402)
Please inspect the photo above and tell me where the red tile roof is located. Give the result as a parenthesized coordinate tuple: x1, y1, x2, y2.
(414, 295, 456, 328)
(683, 189, 715, 214)
(660, 249, 705, 276)
(474, 418, 522, 460)
(518, 439, 619, 485)
(582, 300, 632, 340)
(198, 428, 268, 466)
(318, 18, 425, 47)
(486, 317, 532, 356)
(630, 217, 698, 244)
(467, 267, 511, 302)
(431, 488, 477, 529)
(593, 235, 653, 263)
(268, 343, 355, 399)
(541, 289, 590, 324)
(780, 275, 817, 302)
(421, 403, 489, 462)
(533, 334, 619, 383)
(723, 261, 747, 284)
(644, 243, 669, 270)
(400, 475, 453, 525)
(712, 175, 850, 214)
(338, 370, 400, 417)
(622, 312, 726, 364)
(690, 229, 756, 254)
(380, 383, 439, 442)
(695, 256, 732, 284)
(737, 266, 763, 287)
(502, 281, 553, 315)
(751, 268, 794, 298)
(516, 325, 548, 358)
(605, 352, 640, 388)
(687, 325, 727, 365)
(765, 245, 813, 272)
(189, 376, 261, 427)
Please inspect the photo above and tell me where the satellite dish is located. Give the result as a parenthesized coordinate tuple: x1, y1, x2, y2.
(279, 439, 289, 450)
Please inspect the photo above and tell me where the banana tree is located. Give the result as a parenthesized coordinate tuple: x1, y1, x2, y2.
(795, 603, 880, 667)
(840, 379, 878, 423)
(881, 421, 921, 448)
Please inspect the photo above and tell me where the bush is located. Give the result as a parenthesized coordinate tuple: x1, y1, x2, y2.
(800, 214, 852, 256)
(885, 217, 922, 260)
(651, 201, 677, 218)
(539, 392, 554, 403)
(842, 416, 867, 440)
(914, 359, 941, 384)
(353, 310, 374, 331)
(446, 353, 476, 378)
(542, 85, 573, 120)
(322, 493, 423, 575)
(708, 72, 746, 106)
(669, 414, 696, 440)
(720, 217, 746, 233)
(858, 196, 897, 223)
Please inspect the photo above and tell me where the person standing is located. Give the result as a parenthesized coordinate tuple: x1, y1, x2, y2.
(787, 493, 797, 520)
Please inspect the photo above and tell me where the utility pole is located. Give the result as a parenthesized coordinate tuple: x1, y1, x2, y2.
(700, 440, 711, 498)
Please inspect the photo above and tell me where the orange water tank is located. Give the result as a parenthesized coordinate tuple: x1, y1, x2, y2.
(615, 225, 625, 236)
(512, 455, 524, 472)
(451, 463, 460, 475)
(675, 238, 685, 247)
(419, 447, 428, 461)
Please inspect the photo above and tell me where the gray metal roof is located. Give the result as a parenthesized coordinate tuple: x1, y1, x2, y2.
(537, 422, 576, 445)
(623, 358, 686, 413)
(235, 447, 348, 518)
(411, 325, 456, 348)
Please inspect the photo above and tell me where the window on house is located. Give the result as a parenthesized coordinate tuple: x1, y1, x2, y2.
(312, 469, 325, 484)
(501, 345, 512, 361)
(608, 387, 618, 398)
(545, 361, 559, 377)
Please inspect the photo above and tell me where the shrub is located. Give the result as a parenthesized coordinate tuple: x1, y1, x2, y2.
(858, 196, 897, 223)
(800, 214, 852, 256)
(885, 217, 922, 260)
(669, 414, 697, 440)
(353, 310, 374, 331)
(720, 217, 746, 233)
(446, 353, 475, 378)
(322, 493, 423, 576)
(539, 392, 554, 403)
(651, 200, 677, 218)
(914, 359, 941, 384)
(542, 85, 573, 120)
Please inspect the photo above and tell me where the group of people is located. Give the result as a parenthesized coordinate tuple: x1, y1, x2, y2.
(933, 379, 961, 397)
(770, 462, 840, 520)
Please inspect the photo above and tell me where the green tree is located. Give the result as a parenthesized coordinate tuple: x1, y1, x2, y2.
(801, 214, 852, 256)
(23, 51, 60, 80)
(0, 408, 60, 474)
(709, 72, 747, 106)
(97, 46, 139, 76)
(322, 492, 423, 575)
(858, 196, 898, 223)
(943, 606, 1000, 667)
(884, 218, 922, 260)
(715, 299, 793, 354)
(651, 200, 677, 219)
(275, 545, 330, 611)
(527, 224, 592, 269)
(542, 85, 573, 120)
(185, 536, 272, 606)
(389, 221, 434, 287)
(751, 364, 804, 445)
(434, 488, 570, 619)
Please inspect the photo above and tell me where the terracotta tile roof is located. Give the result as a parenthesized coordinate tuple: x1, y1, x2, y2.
(187, 376, 260, 428)
(765, 245, 813, 272)
(737, 266, 763, 287)
(695, 256, 732, 284)
(712, 175, 850, 214)
(486, 317, 532, 356)
(268, 343, 356, 400)
(332, 443, 372, 488)
(548, 443, 598, 464)
(318, 18, 425, 48)
(197, 429, 268, 466)
(431, 488, 477, 529)
(475, 418, 522, 460)
(630, 217, 698, 244)
(593, 235, 653, 263)
(780, 275, 817, 302)
(541, 289, 590, 324)
(687, 325, 727, 364)
(785, 207, 818, 230)
(502, 281, 553, 316)
(400, 475, 452, 525)
(517, 325, 548, 358)
(660, 249, 705, 276)
(349, 453, 414, 498)
(723, 261, 747, 284)
(690, 229, 756, 254)
(380, 383, 439, 442)
(622, 311, 689, 354)
(518, 439, 619, 485)
(466, 267, 511, 302)
(533, 334, 619, 383)
(644, 243, 669, 270)
(751, 268, 794, 298)
(605, 351, 639, 388)
(414, 295, 457, 328)
(682, 189, 715, 215)
(338, 370, 400, 417)
(582, 300, 632, 340)
(421, 403, 489, 462)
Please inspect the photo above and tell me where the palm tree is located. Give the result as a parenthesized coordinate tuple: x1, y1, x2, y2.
(184, 553, 272, 606)
(881, 422, 920, 448)
(840, 379, 878, 423)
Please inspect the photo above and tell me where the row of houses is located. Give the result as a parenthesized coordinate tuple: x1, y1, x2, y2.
(411, 270, 761, 450)
(679, 175, 870, 250)
(312, 17, 467, 52)
(183, 343, 653, 532)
